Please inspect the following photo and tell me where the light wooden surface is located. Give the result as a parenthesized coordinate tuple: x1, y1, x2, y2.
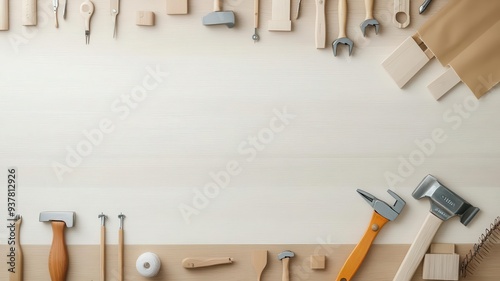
(0, 0, 499, 264)
(21, 0, 37, 26)
(166, 0, 188, 15)
(0, 244, 499, 281)
(269, 0, 291, 31)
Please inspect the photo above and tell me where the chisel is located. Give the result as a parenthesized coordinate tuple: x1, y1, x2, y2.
(0, 0, 8, 31)
(22, 0, 37, 26)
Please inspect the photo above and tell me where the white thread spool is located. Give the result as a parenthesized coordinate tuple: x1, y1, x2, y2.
(136, 252, 161, 277)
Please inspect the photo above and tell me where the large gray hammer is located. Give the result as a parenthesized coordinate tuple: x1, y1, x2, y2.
(393, 175, 479, 281)
(202, 0, 235, 28)
(39, 211, 76, 281)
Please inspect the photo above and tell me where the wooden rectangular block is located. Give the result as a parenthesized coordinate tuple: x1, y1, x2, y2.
(430, 244, 455, 254)
(382, 36, 434, 88)
(166, 0, 188, 15)
(423, 253, 459, 280)
(310, 255, 326, 269)
(136, 11, 155, 26)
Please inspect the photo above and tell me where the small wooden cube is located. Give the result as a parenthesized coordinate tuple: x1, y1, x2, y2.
(166, 0, 188, 15)
(136, 11, 155, 26)
(310, 255, 326, 270)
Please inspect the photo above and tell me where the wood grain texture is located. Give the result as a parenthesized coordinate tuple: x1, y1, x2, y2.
(167, 0, 188, 15)
(0, 244, 498, 281)
(393, 214, 443, 281)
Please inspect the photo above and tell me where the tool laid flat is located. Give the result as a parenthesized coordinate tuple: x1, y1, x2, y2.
(9, 215, 23, 281)
(80, 0, 95, 44)
(315, 0, 326, 48)
(182, 257, 233, 268)
(335, 189, 405, 281)
(53, 0, 59, 28)
(111, 0, 120, 38)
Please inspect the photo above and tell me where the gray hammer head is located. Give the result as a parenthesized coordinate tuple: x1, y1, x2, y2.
(360, 19, 380, 37)
(413, 175, 479, 225)
(39, 211, 76, 227)
(202, 11, 235, 28)
(278, 250, 295, 260)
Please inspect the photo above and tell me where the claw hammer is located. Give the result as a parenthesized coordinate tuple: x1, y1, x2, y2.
(39, 211, 76, 281)
(335, 189, 405, 281)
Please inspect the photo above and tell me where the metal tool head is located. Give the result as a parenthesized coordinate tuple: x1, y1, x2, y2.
(202, 11, 235, 28)
(332, 38, 354, 57)
(413, 175, 480, 225)
(357, 189, 406, 221)
(39, 211, 76, 227)
(360, 19, 380, 37)
(278, 250, 295, 260)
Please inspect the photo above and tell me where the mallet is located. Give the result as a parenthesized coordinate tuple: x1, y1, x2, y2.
(39, 211, 76, 281)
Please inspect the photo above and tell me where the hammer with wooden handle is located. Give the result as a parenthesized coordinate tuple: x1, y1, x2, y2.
(278, 250, 294, 281)
(393, 175, 479, 281)
(335, 189, 405, 281)
(39, 211, 76, 281)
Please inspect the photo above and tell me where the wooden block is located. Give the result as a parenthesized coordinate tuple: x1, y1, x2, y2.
(427, 68, 461, 101)
(136, 11, 155, 26)
(0, 0, 9, 31)
(423, 244, 459, 280)
(430, 244, 455, 254)
(166, 0, 188, 15)
(382, 36, 434, 88)
(310, 255, 326, 269)
(423, 253, 459, 280)
(268, 0, 291, 31)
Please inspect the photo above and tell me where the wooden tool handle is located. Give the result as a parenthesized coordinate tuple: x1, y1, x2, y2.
(281, 258, 290, 281)
(0, 0, 9, 31)
(10, 218, 23, 281)
(49, 221, 69, 281)
(182, 257, 233, 268)
(214, 0, 221, 12)
(22, 0, 37, 26)
(254, 0, 259, 29)
(100, 226, 106, 281)
(335, 212, 389, 281)
(393, 213, 443, 281)
(315, 0, 326, 48)
(338, 0, 347, 38)
(364, 0, 374, 19)
(118, 229, 124, 281)
(393, 0, 410, 28)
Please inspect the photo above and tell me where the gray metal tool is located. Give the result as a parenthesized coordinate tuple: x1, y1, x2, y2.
(360, 0, 379, 36)
(419, 0, 433, 14)
(393, 174, 480, 281)
(332, 0, 353, 56)
(202, 0, 235, 28)
(335, 190, 405, 281)
(39, 211, 76, 281)
(278, 250, 294, 281)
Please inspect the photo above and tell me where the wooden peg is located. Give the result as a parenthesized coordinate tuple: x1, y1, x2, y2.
(310, 255, 325, 270)
(136, 11, 155, 26)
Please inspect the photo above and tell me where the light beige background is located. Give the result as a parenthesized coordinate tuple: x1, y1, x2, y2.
(0, 0, 499, 246)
